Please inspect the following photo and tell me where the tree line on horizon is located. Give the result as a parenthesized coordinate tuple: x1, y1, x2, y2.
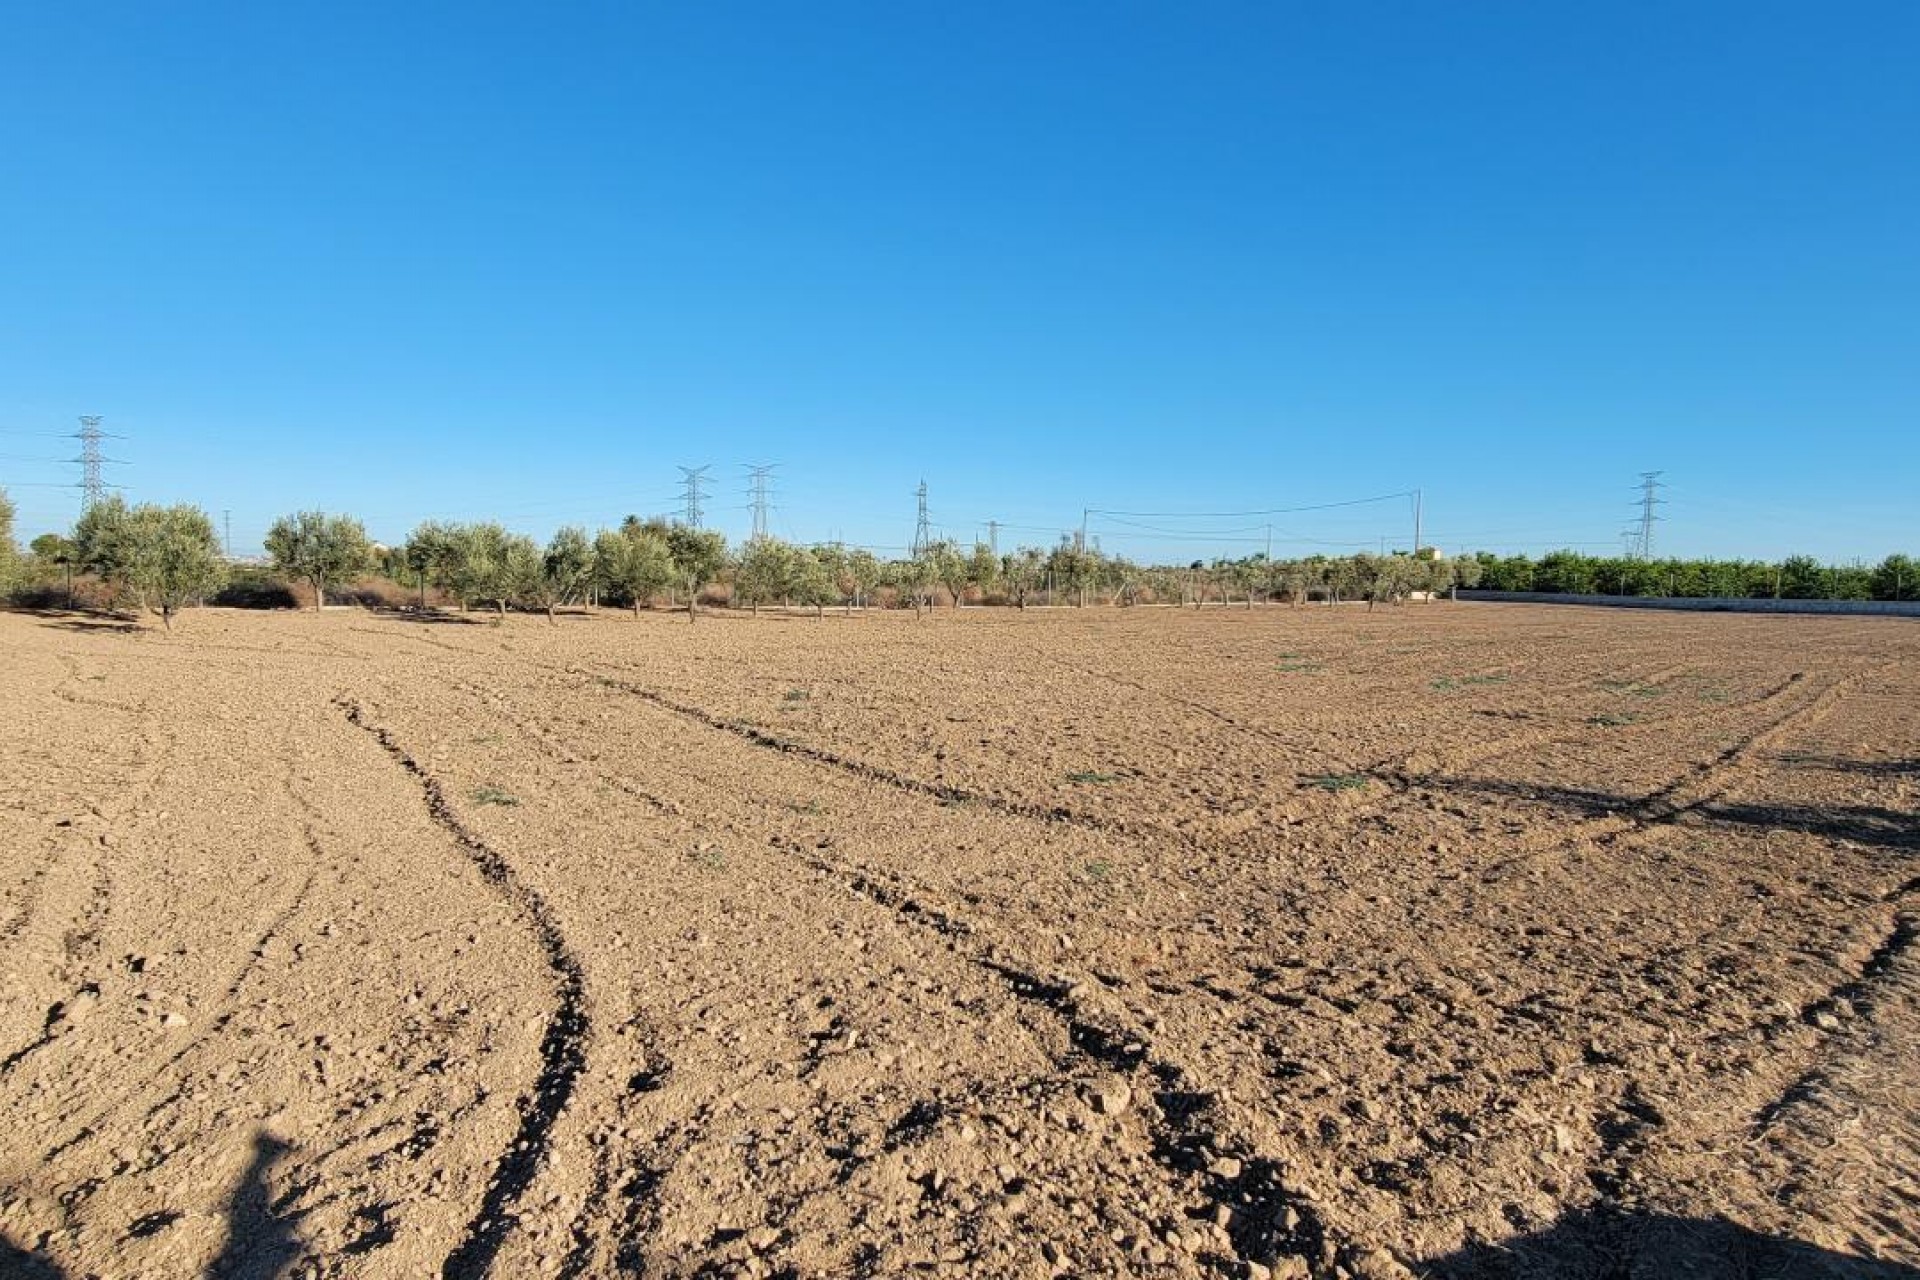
(1, 489, 1915, 627)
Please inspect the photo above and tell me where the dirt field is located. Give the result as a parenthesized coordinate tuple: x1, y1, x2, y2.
(2, 602, 1915, 1280)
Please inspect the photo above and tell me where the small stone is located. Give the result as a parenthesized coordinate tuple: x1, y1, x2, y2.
(1209, 1155, 1243, 1180)
(746, 1227, 779, 1252)
(161, 1011, 187, 1028)
(1350, 1247, 1415, 1280)
(1088, 1078, 1131, 1116)
(1270, 1258, 1311, 1280)
(52, 989, 100, 1029)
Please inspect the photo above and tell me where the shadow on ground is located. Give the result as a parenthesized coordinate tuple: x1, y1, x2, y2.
(1421, 1207, 1920, 1279)
(368, 606, 490, 625)
(2, 1131, 305, 1279)
(1429, 774, 1919, 854)
(9, 607, 141, 634)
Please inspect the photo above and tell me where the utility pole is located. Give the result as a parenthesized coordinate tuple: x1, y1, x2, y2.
(1412, 489, 1423, 556)
(1632, 471, 1664, 559)
(1265, 524, 1272, 561)
(911, 481, 931, 557)
(678, 465, 712, 527)
(1077, 508, 1088, 552)
(987, 520, 999, 555)
(223, 510, 232, 560)
(746, 464, 776, 540)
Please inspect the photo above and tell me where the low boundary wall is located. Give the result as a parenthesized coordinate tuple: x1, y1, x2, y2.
(1457, 590, 1920, 618)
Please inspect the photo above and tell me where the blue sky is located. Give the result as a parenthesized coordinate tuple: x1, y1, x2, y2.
(2, 3, 1915, 562)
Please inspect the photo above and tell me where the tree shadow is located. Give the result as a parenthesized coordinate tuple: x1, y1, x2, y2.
(0, 1132, 307, 1279)
(1428, 775, 1919, 855)
(1776, 753, 1920, 780)
(0, 1232, 68, 1279)
(206, 1131, 304, 1280)
(1422, 1206, 1920, 1278)
(10, 606, 141, 634)
(366, 606, 488, 625)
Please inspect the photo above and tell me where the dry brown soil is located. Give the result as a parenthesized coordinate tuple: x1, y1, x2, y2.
(2, 603, 1915, 1280)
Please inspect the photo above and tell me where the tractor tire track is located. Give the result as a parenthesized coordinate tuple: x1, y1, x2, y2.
(335, 698, 593, 1280)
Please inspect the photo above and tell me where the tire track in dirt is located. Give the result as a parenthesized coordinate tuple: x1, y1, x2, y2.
(574, 666, 1145, 839)
(745, 832, 1348, 1275)
(1415, 666, 1866, 872)
(437, 665, 1348, 1275)
(335, 698, 597, 1280)
(1753, 910, 1920, 1135)
(35, 838, 318, 1168)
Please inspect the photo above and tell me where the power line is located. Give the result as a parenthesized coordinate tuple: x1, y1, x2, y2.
(1086, 490, 1416, 519)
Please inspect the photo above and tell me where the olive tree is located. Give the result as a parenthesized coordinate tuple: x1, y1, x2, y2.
(665, 525, 728, 622)
(792, 546, 837, 618)
(844, 548, 882, 612)
(0, 488, 18, 595)
(402, 521, 466, 609)
(121, 504, 227, 629)
(526, 526, 594, 624)
(265, 510, 373, 610)
(499, 534, 545, 616)
(965, 542, 1000, 603)
(733, 536, 797, 615)
(921, 540, 966, 608)
(595, 525, 676, 615)
(1002, 547, 1044, 610)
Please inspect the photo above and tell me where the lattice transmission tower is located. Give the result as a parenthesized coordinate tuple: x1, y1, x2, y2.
(746, 464, 776, 540)
(73, 415, 122, 509)
(1630, 471, 1665, 559)
(911, 480, 930, 557)
(677, 465, 712, 526)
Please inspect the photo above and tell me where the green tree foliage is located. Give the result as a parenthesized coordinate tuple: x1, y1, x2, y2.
(402, 521, 466, 608)
(1002, 547, 1044, 609)
(1872, 554, 1917, 602)
(119, 504, 227, 629)
(73, 495, 133, 588)
(499, 534, 545, 615)
(732, 536, 797, 614)
(926, 540, 969, 608)
(844, 548, 882, 611)
(526, 526, 594, 623)
(265, 510, 373, 610)
(0, 488, 18, 594)
(443, 523, 510, 612)
(965, 542, 999, 603)
(791, 546, 838, 617)
(595, 525, 676, 615)
(664, 524, 728, 621)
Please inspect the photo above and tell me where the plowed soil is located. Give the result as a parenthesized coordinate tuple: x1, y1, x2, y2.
(2, 603, 1915, 1279)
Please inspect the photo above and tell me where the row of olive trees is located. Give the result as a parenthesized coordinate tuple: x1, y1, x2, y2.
(388, 517, 730, 622)
(17, 495, 232, 628)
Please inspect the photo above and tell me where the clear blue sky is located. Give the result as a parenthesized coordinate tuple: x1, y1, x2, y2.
(3, 3, 1915, 562)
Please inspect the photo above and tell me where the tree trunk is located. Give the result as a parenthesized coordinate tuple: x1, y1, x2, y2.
(161, 604, 173, 631)
(314, 577, 326, 611)
(496, 599, 506, 617)
(546, 602, 557, 626)
(633, 599, 643, 618)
